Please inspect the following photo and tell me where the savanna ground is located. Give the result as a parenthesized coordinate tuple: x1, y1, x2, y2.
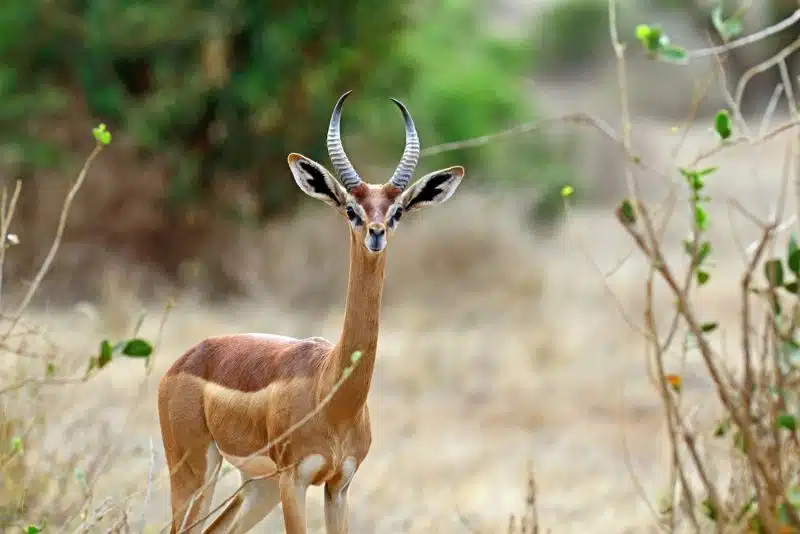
(5, 1, 800, 532)
(8, 86, 797, 533)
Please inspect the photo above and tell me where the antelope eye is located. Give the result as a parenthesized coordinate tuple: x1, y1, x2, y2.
(346, 205, 361, 223)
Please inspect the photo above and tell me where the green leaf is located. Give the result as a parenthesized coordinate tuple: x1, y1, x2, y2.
(679, 166, 717, 192)
(45, 363, 56, 377)
(697, 270, 710, 286)
(92, 123, 112, 145)
(765, 259, 784, 287)
(701, 498, 717, 520)
(696, 241, 711, 265)
(685, 166, 718, 179)
(788, 234, 800, 274)
(635, 24, 663, 53)
(121, 338, 153, 358)
(11, 435, 23, 453)
(701, 322, 718, 333)
(784, 281, 799, 294)
(772, 296, 783, 317)
(617, 199, 637, 225)
(776, 413, 797, 432)
(98, 339, 113, 368)
(635, 24, 651, 42)
(695, 206, 708, 231)
(25, 526, 43, 534)
(713, 418, 730, 437)
(714, 109, 732, 140)
(711, 5, 743, 41)
(560, 185, 574, 198)
(657, 44, 688, 64)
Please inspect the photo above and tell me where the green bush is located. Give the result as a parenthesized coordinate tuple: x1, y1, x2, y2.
(1, 0, 409, 221)
(0, 0, 570, 232)
(394, 0, 565, 188)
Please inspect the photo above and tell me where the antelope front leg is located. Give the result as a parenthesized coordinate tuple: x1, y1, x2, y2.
(323, 483, 349, 534)
(324, 456, 356, 534)
(279, 470, 309, 534)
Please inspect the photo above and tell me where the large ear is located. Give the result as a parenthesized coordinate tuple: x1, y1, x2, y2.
(288, 153, 348, 208)
(398, 166, 464, 213)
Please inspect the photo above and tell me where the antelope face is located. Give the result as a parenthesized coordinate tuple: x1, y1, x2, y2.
(288, 91, 465, 255)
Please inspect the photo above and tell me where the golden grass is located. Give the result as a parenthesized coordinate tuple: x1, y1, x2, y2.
(2, 108, 798, 533)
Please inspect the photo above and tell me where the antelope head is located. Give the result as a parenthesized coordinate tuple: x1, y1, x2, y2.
(288, 91, 465, 254)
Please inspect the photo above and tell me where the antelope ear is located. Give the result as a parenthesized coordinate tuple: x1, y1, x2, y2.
(288, 153, 347, 208)
(399, 166, 464, 213)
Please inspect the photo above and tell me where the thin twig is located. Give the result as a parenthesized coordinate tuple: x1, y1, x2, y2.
(0, 180, 22, 310)
(420, 112, 622, 157)
(687, 9, 800, 60)
(734, 37, 800, 120)
(8, 144, 104, 323)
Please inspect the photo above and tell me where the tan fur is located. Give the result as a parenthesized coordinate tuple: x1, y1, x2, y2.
(157, 183, 395, 534)
(158, 103, 464, 531)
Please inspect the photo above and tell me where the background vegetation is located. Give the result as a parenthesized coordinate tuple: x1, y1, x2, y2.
(2, 0, 800, 532)
(0, 0, 572, 300)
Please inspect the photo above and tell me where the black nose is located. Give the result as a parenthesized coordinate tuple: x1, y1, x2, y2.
(368, 224, 385, 237)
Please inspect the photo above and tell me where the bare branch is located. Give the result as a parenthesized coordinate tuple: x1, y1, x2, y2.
(687, 9, 800, 60)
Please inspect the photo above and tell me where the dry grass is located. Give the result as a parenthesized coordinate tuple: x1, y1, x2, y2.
(4, 4, 800, 530)
(1, 113, 796, 533)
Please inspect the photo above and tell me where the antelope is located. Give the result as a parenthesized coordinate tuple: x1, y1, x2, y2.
(156, 91, 465, 533)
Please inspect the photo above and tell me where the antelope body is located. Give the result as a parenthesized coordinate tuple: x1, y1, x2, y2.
(157, 91, 465, 533)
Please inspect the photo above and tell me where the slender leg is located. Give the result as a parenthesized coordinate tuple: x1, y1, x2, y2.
(165, 443, 221, 534)
(324, 456, 357, 534)
(193, 444, 223, 532)
(279, 471, 309, 534)
(203, 473, 280, 533)
(323, 483, 350, 534)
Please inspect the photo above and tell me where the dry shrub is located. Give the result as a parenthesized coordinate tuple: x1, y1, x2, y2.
(0, 129, 163, 532)
(491, 3, 800, 532)
(552, 3, 800, 532)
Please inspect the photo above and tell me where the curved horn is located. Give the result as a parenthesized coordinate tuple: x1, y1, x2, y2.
(387, 97, 420, 191)
(326, 90, 362, 191)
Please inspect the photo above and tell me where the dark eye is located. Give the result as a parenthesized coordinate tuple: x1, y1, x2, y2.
(346, 205, 361, 224)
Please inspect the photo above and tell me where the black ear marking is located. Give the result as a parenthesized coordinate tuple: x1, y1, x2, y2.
(299, 160, 336, 199)
(406, 171, 452, 209)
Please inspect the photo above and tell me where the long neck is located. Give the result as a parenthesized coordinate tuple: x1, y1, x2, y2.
(319, 232, 387, 423)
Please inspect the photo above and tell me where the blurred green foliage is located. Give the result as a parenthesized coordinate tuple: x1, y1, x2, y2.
(531, 0, 799, 73)
(0, 0, 566, 227)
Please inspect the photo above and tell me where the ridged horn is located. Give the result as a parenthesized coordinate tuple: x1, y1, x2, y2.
(326, 90, 362, 191)
(387, 97, 420, 191)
